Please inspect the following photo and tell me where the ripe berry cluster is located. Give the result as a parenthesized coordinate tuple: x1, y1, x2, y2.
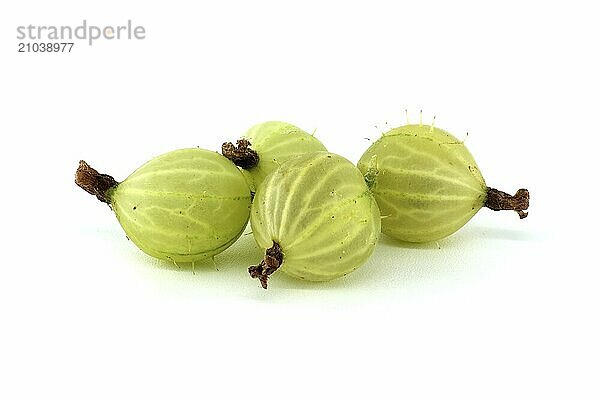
(76, 120, 529, 289)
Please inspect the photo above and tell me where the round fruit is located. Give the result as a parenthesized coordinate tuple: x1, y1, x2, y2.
(75, 148, 252, 263)
(358, 124, 529, 243)
(249, 152, 381, 288)
(221, 121, 327, 191)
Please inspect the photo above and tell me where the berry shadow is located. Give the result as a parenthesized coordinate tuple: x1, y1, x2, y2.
(142, 230, 263, 275)
(268, 222, 535, 293)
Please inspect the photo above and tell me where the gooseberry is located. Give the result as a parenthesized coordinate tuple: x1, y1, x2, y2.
(222, 121, 327, 191)
(75, 148, 252, 263)
(357, 124, 529, 243)
(249, 152, 381, 289)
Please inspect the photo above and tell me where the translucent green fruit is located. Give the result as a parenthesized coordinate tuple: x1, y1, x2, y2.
(358, 124, 529, 243)
(222, 121, 327, 191)
(249, 152, 381, 288)
(75, 149, 252, 263)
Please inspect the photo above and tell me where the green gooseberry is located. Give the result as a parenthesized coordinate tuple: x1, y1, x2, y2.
(221, 121, 327, 191)
(75, 148, 252, 263)
(357, 124, 530, 243)
(249, 152, 381, 289)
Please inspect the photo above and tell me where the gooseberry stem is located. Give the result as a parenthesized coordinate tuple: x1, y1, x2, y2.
(75, 160, 118, 204)
(248, 242, 283, 289)
(221, 139, 259, 169)
(485, 187, 530, 219)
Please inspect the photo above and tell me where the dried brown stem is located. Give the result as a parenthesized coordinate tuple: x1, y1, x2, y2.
(221, 139, 259, 169)
(75, 160, 118, 204)
(485, 187, 530, 219)
(248, 242, 284, 289)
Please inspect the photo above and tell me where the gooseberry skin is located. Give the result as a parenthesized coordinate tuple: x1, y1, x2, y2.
(251, 152, 380, 282)
(357, 124, 487, 243)
(238, 121, 327, 190)
(106, 149, 251, 263)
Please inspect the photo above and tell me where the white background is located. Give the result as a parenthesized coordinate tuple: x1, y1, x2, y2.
(1, 1, 598, 399)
